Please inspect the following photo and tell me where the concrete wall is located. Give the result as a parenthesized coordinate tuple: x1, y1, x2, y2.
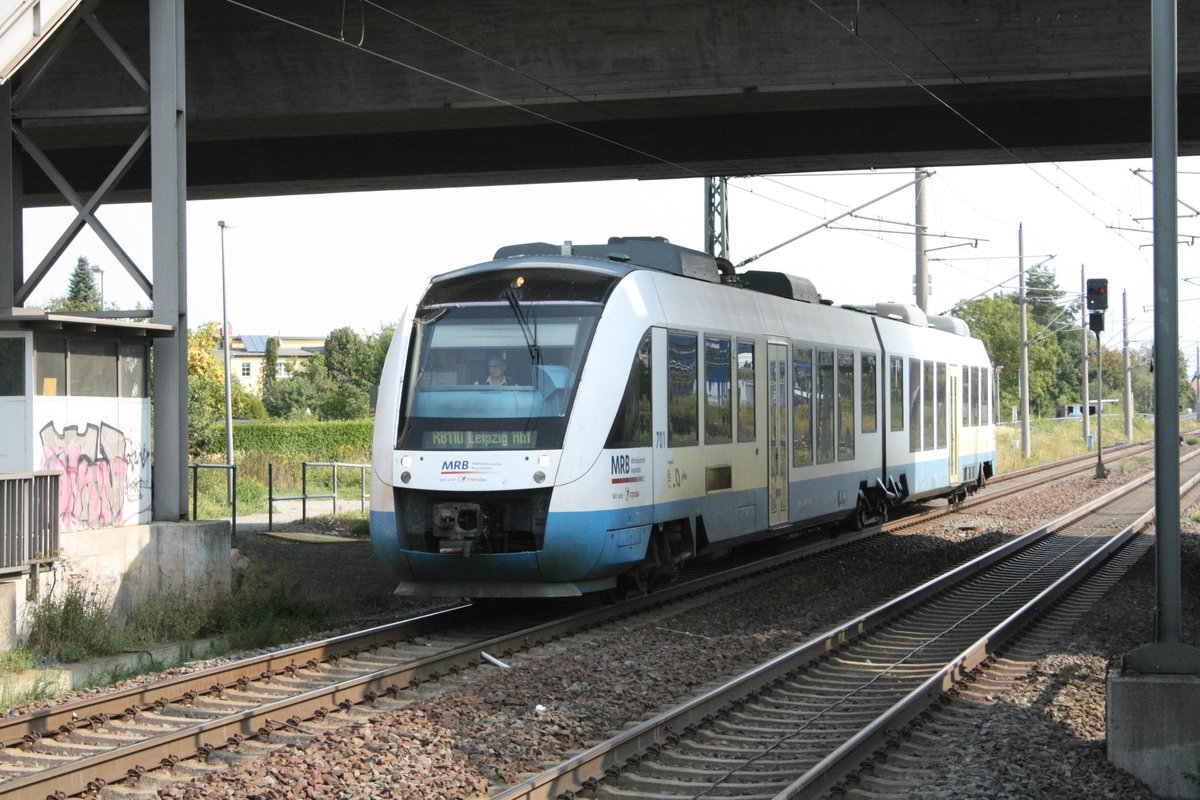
(0, 520, 230, 651)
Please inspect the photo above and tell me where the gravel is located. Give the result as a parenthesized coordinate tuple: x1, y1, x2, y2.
(10, 456, 1200, 799)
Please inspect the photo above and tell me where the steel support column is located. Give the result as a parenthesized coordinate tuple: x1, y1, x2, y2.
(150, 0, 188, 521)
(0, 82, 18, 309)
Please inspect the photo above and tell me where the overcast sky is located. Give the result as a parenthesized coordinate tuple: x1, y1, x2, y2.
(21, 156, 1200, 372)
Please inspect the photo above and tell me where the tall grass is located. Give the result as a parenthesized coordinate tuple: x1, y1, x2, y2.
(996, 410, 1157, 473)
(191, 447, 371, 519)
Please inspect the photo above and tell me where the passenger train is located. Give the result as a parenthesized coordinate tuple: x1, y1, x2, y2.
(369, 237, 996, 598)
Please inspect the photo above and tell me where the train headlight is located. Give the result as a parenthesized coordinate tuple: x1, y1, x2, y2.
(537, 454, 550, 467)
(400, 455, 412, 468)
(533, 471, 546, 484)
(400, 471, 412, 484)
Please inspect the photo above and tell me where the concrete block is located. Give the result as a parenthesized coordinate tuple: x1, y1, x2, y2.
(1108, 671, 1200, 800)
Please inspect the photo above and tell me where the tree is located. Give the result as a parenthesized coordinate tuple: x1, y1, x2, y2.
(188, 321, 267, 454)
(325, 326, 368, 386)
(43, 256, 101, 312)
(260, 336, 279, 396)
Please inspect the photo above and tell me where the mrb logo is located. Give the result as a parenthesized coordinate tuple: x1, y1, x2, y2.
(442, 460, 470, 471)
(610, 454, 631, 475)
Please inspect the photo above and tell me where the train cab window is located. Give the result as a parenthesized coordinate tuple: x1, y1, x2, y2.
(816, 349, 835, 464)
(908, 358, 922, 452)
(861, 353, 877, 434)
(704, 336, 732, 443)
(838, 350, 855, 460)
(890, 356, 904, 432)
(736, 339, 756, 441)
(668, 331, 699, 446)
(606, 331, 652, 448)
(792, 346, 813, 466)
(935, 362, 947, 449)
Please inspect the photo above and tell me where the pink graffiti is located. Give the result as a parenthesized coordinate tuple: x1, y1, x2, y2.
(40, 421, 145, 530)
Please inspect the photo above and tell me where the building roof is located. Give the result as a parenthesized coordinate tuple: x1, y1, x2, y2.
(0, 307, 175, 337)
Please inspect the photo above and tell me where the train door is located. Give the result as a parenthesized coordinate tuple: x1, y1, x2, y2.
(767, 342, 789, 526)
(948, 370, 960, 483)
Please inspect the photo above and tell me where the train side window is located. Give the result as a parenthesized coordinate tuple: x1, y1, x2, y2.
(982, 366, 991, 424)
(736, 339, 756, 441)
(861, 353, 877, 434)
(838, 350, 855, 460)
(606, 331, 652, 448)
(971, 366, 981, 427)
(962, 366, 971, 426)
(704, 336, 732, 443)
(909, 357, 922, 452)
(816, 349, 835, 464)
(923, 360, 936, 451)
(792, 346, 813, 466)
(890, 356, 904, 432)
(668, 331, 699, 446)
(935, 362, 947, 448)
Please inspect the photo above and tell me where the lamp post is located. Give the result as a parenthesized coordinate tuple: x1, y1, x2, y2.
(219, 221, 234, 502)
(89, 265, 104, 311)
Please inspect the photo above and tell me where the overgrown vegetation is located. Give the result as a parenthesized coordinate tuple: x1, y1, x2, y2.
(994, 410, 1156, 474)
(20, 569, 329, 667)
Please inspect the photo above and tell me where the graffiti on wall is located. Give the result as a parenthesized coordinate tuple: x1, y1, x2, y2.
(40, 421, 151, 530)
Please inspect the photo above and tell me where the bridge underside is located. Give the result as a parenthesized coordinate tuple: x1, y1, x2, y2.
(13, 0, 1200, 204)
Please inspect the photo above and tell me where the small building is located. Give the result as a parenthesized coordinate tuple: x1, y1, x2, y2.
(0, 310, 172, 528)
(0, 309, 231, 650)
(224, 334, 325, 396)
(1057, 399, 1119, 419)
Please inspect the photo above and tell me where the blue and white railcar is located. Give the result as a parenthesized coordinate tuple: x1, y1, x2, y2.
(370, 237, 995, 598)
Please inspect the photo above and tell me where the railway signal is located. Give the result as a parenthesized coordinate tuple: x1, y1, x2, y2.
(1086, 277, 1109, 310)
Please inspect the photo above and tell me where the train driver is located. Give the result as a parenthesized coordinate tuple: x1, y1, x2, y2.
(476, 355, 516, 386)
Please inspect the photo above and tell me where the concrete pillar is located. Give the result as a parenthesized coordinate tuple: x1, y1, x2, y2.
(1108, 671, 1200, 799)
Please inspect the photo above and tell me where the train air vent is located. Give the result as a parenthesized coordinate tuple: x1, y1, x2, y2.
(875, 302, 929, 326)
(927, 315, 971, 336)
(739, 270, 822, 304)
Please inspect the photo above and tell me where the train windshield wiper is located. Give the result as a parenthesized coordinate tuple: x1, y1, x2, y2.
(504, 281, 541, 366)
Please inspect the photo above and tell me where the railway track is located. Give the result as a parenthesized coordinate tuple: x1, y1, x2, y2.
(491, 448, 1198, 800)
(0, 443, 1164, 799)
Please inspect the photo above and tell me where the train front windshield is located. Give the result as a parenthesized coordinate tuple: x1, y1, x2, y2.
(398, 267, 617, 451)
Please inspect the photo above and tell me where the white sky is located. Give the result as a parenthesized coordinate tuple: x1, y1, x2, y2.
(20, 156, 1200, 373)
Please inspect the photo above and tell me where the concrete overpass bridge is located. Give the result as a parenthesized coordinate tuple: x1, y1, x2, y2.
(9, 0, 1200, 204)
(1, 0, 1198, 523)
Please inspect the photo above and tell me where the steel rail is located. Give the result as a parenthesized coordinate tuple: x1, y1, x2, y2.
(0, 445, 1163, 798)
(490, 449, 1199, 800)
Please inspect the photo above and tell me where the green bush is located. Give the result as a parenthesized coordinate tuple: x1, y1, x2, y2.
(232, 420, 372, 459)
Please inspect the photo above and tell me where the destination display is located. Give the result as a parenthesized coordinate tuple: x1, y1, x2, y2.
(423, 430, 537, 449)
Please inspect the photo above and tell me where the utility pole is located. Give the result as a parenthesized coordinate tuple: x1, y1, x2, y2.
(914, 168, 929, 312)
(1123, 290, 1134, 441)
(704, 177, 729, 260)
(219, 220, 234, 503)
(1018, 224, 1031, 458)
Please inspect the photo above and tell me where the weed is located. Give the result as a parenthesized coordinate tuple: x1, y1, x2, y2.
(0, 672, 64, 708)
(79, 657, 167, 691)
(25, 580, 128, 662)
(206, 566, 328, 651)
(123, 591, 210, 642)
(0, 648, 41, 674)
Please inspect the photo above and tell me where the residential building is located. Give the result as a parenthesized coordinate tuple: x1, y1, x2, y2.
(223, 334, 325, 395)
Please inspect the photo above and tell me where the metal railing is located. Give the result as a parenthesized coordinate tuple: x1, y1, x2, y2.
(188, 463, 237, 533)
(268, 462, 369, 531)
(0, 471, 59, 571)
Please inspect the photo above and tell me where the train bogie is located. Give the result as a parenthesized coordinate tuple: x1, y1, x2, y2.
(370, 237, 996, 598)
